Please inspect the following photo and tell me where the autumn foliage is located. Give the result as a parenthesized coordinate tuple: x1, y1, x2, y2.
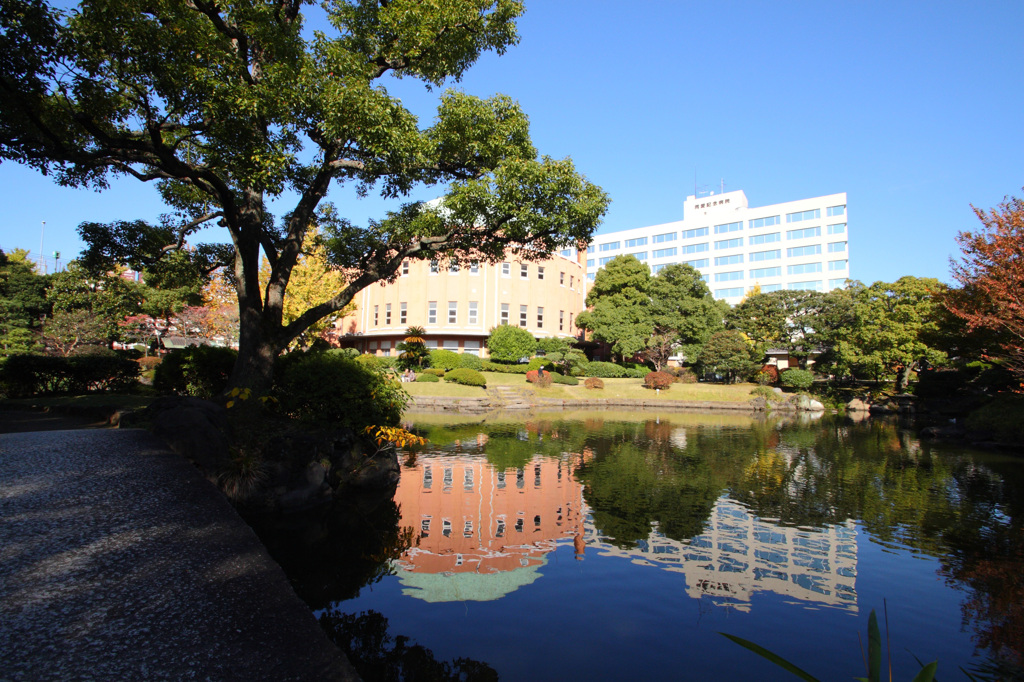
(946, 192, 1024, 389)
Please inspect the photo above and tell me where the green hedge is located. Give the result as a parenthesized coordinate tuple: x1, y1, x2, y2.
(583, 361, 628, 378)
(457, 353, 483, 370)
(154, 345, 237, 398)
(780, 368, 814, 390)
(482, 358, 549, 374)
(428, 349, 460, 371)
(415, 373, 440, 382)
(443, 368, 487, 387)
(551, 373, 579, 386)
(0, 354, 140, 397)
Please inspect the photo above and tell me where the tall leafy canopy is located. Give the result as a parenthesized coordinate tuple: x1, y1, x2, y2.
(0, 0, 609, 390)
(576, 255, 652, 360)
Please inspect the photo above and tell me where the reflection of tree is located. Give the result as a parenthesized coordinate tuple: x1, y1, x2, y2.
(319, 609, 498, 682)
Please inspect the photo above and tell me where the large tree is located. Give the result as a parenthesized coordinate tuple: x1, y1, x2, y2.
(647, 263, 724, 368)
(945, 191, 1024, 388)
(575, 255, 651, 360)
(0, 0, 608, 392)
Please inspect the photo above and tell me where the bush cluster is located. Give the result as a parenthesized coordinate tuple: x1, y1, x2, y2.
(584, 377, 604, 390)
(525, 369, 553, 387)
(428, 349, 460, 371)
(663, 366, 698, 383)
(415, 373, 440, 383)
(780, 368, 815, 390)
(276, 352, 406, 428)
(481, 358, 549, 374)
(583, 361, 628, 378)
(154, 345, 237, 398)
(423, 368, 445, 377)
(755, 364, 780, 385)
(749, 385, 777, 399)
(643, 371, 674, 390)
(443, 368, 486, 387)
(551, 373, 579, 386)
(0, 354, 140, 397)
(457, 353, 483, 370)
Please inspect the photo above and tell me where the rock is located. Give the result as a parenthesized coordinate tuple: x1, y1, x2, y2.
(869, 403, 897, 414)
(749, 396, 768, 411)
(773, 387, 784, 395)
(793, 395, 823, 412)
(808, 399, 825, 412)
(278, 461, 332, 513)
(145, 397, 233, 482)
(847, 398, 870, 412)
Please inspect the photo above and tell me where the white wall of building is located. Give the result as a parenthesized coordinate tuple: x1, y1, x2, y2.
(585, 190, 849, 303)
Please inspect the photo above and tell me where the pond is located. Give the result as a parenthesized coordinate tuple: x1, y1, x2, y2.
(253, 410, 1024, 681)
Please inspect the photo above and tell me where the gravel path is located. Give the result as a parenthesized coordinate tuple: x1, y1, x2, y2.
(0, 427, 358, 681)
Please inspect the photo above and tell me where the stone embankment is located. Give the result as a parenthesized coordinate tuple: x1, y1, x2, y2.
(0, 427, 359, 681)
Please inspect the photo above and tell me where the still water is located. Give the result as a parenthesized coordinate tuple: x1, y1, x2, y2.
(256, 410, 1024, 681)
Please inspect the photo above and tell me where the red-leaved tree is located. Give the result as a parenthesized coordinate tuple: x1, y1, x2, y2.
(946, 191, 1024, 389)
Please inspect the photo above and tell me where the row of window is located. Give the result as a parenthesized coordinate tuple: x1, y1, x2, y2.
(591, 208, 846, 252)
(713, 260, 848, 282)
(425, 260, 579, 288)
(373, 302, 576, 331)
(714, 278, 848, 298)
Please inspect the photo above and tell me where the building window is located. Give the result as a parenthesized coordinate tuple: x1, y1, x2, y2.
(443, 339, 458, 352)
(630, 251, 648, 261)
(761, 283, 782, 293)
(500, 303, 510, 324)
(428, 301, 437, 324)
(400, 302, 407, 324)
(599, 256, 615, 266)
(560, 248, 572, 258)
(385, 303, 391, 325)
(381, 341, 391, 356)
(749, 232, 780, 245)
(682, 227, 709, 239)
(625, 237, 647, 248)
(569, 312, 574, 330)
(787, 244, 822, 258)
(787, 226, 821, 240)
(559, 310, 564, 331)
(587, 245, 595, 254)
(749, 216, 780, 229)
(468, 301, 478, 324)
(788, 262, 823, 275)
(445, 301, 456, 324)
(536, 307, 544, 328)
(429, 260, 439, 274)
(653, 232, 677, 243)
(715, 254, 743, 266)
(715, 287, 744, 298)
(587, 272, 595, 281)
(519, 263, 527, 279)
(829, 278, 848, 289)
(373, 305, 379, 326)
(682, 242, 709, 254)
(586, 259, 594, 268)
(827, 205, 846, 217)
(599, 241, 620, 252)
(827, 223, 846, 235)
(750, 266, 782, 279)
(750, 249, 781, 262)
(501, 262, 511, 277)
(786, 208, 821, 223)
(789, 280, 823, 291)
(559, 271, 565, 285)
(464, 340, 481, 355)
(713, 221, 742, 234)
(828, 259, 848, 271)
(519, 305, 528, 327)
(715, 270, 743, 282)
(402, 260, 409, 275)
(682, 258, 709, 268)
(652, 247, 677, 259)
(447, 263, 457, 274)
(828, 241, 847, 253)
(538, 266, 545, 280)
(569, 275, 574, 288)
(714, 238, 742, 250)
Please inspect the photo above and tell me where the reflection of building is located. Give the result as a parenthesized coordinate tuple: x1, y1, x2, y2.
(585, 497, 858, 612)
(393, 453, 586, 601)
(335, 253, 587, 357)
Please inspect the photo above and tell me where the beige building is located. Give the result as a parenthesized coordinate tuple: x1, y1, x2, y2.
(335, 252, 587, 357)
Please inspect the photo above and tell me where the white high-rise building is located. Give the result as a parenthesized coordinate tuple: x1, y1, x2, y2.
(585, 190, 849, 303)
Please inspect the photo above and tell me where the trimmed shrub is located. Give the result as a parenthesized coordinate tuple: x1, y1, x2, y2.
(0, 354, 140, 397)
(423, 368, 446, 377)
(622, 366, 652, 379)
(458, 352, 484, 370)
(481, 358, 550, 374)
(443, 368, 487, 387)
(584, 361, 628, 378)
(756, 364, 780, 385)
(277, 352, 406, 428)
(486, 324, 537, 363)
(428, 349, 460, 371)
(584, 377, 604, 390)
(750, 385, 776, 399)
(354, 353, 381, 370)
(415, 373, 440, 383)
(526, 369, 553, 387)
(780, 368, 815, 390)
(551, 373, 579, 386)
(643, 371, 674, 390)
(154, 345, 237, 398)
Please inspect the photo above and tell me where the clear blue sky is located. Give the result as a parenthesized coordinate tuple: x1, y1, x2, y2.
(2, 1, 1022, 285)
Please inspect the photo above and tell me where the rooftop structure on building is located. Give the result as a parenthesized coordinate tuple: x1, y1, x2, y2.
(585, 190, 849, 302)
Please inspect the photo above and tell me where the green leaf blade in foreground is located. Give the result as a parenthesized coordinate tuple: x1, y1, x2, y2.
(910, 661, 938, 682)
(719, 633, 821, 682)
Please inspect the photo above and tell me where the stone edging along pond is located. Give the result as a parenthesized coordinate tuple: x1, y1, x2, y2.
(409, 395, 767, 413)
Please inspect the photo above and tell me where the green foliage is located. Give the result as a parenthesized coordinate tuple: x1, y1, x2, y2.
(428, 349, 461, 371)
(415, 372, 440, 383)
(664, 366, 698, 383)
(780, 368, 815, 390)
(423, 368, 446, 377)
(643, 371, 673, 390)
(750, 385, 776, 399)
(277, 353, 407, 428)
(584, 377, 604, 390)
(481, 357, 547, 374)
(584, 361, 629, 378)
(647, 263, 725, 367)
(486, 324, 537, 363)
(964, 395, 1024, 443)
(46, 265, 144, 343)
(697, 330, 757, 383)
(576, 255, 652, 359)
(442, 368, 486, 387)
(457, 352, 483, 370)
(0, 354, 140, 397)
(396, 326, 429, 370)
(755, 364, 780, 385)
(153, 345, 237, 398)
(550, 373, 578, 386)
(0, 249, 48, 356)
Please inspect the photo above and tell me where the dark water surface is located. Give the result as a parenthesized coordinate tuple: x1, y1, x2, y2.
(255, 410, 1024, 681)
